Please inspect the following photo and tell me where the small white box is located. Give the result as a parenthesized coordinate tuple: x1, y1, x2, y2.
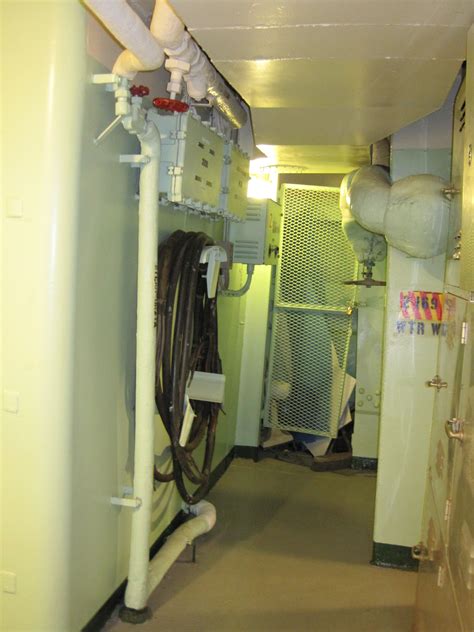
(187, 371, 226, 404)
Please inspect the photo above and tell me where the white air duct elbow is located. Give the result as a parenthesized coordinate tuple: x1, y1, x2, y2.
(84, 0, 165, 78)
(340, 177, 387, 263)
(386, 175, 450, 258)
(343, 166, 450, 259)
(347, 166, 391, 235)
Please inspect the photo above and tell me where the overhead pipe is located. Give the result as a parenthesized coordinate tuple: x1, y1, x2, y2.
(150, 0, 247, 128)
(86, 0, 247, 128)
(83, 0, 165, 78)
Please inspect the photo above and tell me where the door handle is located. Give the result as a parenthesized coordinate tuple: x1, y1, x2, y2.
(445, 418, 464, 443)
(426, 375, 448, 391)
(411, 542, 429, 561)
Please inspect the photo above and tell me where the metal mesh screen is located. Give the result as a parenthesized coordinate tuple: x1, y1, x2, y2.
(277, 186, 357, 309)
(265, 185, 357, 438)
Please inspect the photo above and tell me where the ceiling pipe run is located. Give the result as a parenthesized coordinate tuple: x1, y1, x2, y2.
(150, 0, 247, 128)
(83, 0, 165, 77)
(85, 0, 247, 128)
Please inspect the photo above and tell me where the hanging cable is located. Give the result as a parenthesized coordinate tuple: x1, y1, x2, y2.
(154, 230, 223, 504)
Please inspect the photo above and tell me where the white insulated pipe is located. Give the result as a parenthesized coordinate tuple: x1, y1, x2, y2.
(150, 0, 247, 128)
(123, 120, 161, 612)
(86, 0, 247, 127)
(84, 0, 165, 78)
(148, 501, 217, 595)
(342, 166, 451, 259)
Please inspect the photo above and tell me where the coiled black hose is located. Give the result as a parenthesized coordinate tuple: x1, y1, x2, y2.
(154, 230, 222, 504)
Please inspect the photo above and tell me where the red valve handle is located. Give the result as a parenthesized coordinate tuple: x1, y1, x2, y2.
(130, 85, 150, 97)
(152, 97, 189, 113)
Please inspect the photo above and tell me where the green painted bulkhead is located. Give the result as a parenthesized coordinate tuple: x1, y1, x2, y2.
(1, 3, 246, 629)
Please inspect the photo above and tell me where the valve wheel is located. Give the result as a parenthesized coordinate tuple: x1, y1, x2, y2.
(130, 85, 150, 97)
(152, 97, 189, 113)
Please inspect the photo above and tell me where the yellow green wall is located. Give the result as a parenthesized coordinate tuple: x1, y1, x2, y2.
(1, 2, 244, 630)
(373, 92, 455, 549)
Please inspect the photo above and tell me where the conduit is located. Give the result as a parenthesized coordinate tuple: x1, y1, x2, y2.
(221, 264, 255, 297)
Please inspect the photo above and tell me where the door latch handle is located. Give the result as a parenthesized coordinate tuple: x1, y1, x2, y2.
(426, 375, 448, 390)
(411, 542, 429, 562)
(445, 418, 464, 443)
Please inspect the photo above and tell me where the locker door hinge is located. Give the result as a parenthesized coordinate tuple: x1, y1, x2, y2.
(461, 321, 468, 345)
(444, 498, 452, 522)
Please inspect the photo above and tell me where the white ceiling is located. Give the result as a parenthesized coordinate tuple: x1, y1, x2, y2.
(167, 1, 474, 171)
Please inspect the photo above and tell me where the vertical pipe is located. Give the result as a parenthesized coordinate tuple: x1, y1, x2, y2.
(123, 121, 161, 614)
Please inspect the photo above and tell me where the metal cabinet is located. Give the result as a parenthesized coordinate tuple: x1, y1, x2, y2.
(414, 483, 462, 632)
(414, 26, 474, 632)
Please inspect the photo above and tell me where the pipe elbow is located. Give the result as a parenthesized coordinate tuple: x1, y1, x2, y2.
(185, 74, 209, 101)
(85, 0, 164, 72)
(385, 175, 450, 258)
(348, 166, 391, 235)
(138, 120, 161, 158)
(150, 0, 186, 50)
(112, 50, 156, 80)
(188, 500, 217, 532)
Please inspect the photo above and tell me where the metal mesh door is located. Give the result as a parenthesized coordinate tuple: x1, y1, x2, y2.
(264, 185, 357, 437)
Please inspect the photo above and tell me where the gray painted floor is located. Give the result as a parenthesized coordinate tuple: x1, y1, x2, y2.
(105, 458, 417, 632)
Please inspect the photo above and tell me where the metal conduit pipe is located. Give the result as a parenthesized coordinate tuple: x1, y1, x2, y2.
(221, 264, 255, 297)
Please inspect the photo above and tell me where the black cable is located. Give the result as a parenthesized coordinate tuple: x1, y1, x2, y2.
(154, 230, 223, 504)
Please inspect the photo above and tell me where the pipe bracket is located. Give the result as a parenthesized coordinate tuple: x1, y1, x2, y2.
(111, 496, 143, 509)
(120, 154, 151, 167)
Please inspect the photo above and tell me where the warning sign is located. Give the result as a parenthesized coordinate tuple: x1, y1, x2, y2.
(396, 291, 447, 337)
(399, 291, 444, 322)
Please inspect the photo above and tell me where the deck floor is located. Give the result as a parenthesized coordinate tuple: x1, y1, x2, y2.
(105, 458, 417, 632)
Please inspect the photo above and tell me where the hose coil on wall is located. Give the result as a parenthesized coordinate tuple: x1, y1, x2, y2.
(154, 230, 222, 504)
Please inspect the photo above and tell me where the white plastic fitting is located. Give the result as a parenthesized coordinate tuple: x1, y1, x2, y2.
(165, 58, 190, 96)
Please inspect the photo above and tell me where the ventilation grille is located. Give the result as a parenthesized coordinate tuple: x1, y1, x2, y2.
(264, 186, 357, 437)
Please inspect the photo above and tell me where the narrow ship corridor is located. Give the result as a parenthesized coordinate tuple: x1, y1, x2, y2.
(2, 3, 474, 632)
(105, 459, 417, 632)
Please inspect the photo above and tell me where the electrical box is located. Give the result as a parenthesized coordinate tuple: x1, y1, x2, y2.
(149, 110, 225, 214)
(219, 141, 250, 220)
(229, 198, 282, 265)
